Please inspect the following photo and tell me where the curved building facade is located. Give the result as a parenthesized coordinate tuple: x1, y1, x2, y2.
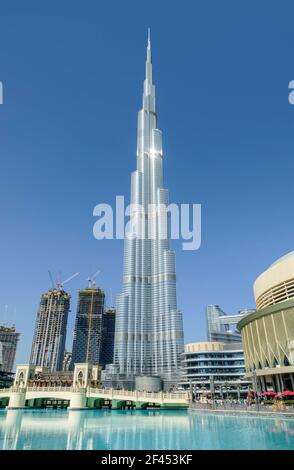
(238, 252, 294, 392)
(180, 342, 250, 397)
(254, 251, 294, 310)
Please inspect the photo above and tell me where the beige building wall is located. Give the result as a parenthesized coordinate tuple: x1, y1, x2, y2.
(239, 300, 294, 373)
(254, 252, 294, 310)
(185, 342, 224, 353)
(238, 252, 294, 389)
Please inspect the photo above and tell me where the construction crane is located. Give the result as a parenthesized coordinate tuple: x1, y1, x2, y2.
(48, 271, 80, 291)
(57, 272, 80, 290)
(87, 269, 100, 289)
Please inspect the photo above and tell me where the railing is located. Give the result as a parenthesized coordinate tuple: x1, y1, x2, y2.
(6, 386, 26, 393)
(26, 387, 72, 392)
(189, 401, 294, 413)
(88, 388, 189, 401)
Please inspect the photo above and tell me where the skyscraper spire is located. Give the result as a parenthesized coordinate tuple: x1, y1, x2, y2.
(143, 28, 155, 113)
(147, 27, 151, 63)
(110, 32, 184, 391)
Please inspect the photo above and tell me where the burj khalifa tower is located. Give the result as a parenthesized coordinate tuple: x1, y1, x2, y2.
(112, 31, 184, 390)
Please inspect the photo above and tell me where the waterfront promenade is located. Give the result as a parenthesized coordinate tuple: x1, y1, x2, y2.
(189, 401, 294, 417)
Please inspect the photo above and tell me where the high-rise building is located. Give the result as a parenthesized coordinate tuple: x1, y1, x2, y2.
(100, 308, 115, 367)
(112, 31, 184, 390)
(30, 289, 70, 372)
(0, 325, 20, 372)
(71, 288, 105, 367)
(62, 351, 72, 371)
(206, 305, 255, 343)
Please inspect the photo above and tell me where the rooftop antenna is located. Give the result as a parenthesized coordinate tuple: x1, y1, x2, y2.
(87, 269, 100, 289)
(110, 287, 113, 306)
(3, 304, 8, 327)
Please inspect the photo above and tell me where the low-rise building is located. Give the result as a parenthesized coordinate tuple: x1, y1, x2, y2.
(180, 341, 250, 398)
(24, 364, 102, 388)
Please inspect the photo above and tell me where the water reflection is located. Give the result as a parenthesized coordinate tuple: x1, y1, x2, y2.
(0, 409, 293, 450)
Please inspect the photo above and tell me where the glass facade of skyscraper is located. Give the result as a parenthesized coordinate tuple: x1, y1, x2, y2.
(0, 326, 19, 373)
(100, 308, 115, 368)
(206, 305, 254, 343)
(111, 32, 184, 390)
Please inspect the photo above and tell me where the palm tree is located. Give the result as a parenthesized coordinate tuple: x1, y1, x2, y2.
(219, 385, 224, 400)
(223, 382, 230, 399)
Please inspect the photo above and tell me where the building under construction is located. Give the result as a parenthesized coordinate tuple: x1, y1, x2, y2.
(0, 325, 20, 372)
(71, 287, 105, 368)
(30, 289, 70, 372)
(100, 308, 116, 367)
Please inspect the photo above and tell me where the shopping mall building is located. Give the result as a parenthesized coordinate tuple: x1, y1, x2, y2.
(238, 252, 294, 392)
(180, 341, 250, 397)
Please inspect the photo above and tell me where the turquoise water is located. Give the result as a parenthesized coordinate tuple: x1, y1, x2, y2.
(0, 409, 293, 450)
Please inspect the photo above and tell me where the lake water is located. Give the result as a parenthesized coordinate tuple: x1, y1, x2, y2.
(0, 409, 293, 450)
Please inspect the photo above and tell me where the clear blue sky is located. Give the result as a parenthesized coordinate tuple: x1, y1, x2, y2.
(0, 0, 294, 366)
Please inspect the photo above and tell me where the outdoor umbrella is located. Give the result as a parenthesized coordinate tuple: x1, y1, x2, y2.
(276, 390, 294, 397)
(262, 391, 276, 396)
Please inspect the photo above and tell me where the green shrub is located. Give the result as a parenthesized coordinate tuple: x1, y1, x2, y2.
(283, 400, 294, 406)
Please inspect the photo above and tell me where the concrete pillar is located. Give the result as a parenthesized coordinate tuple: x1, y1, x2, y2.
(135, 401, 147, 409)
(87, 397, 102, 409)
(290, 373, 294, 391)
(274, 375, 280, 392)
(68, 390, 87, 410)
(280, 374, 285, 391)
(7, 390, 26, 409)
(111, 399, 125, 409)
(260, 376, 266, 392)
